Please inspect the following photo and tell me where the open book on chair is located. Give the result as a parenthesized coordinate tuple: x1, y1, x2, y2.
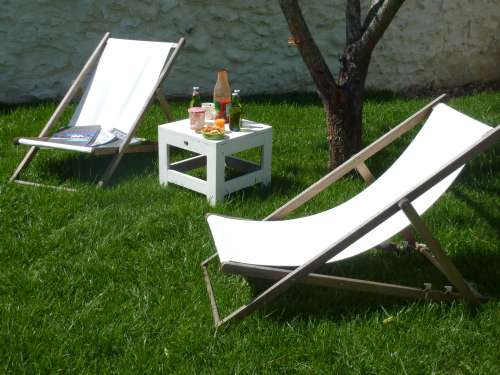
(50, 125, 101, 146)
(47, 126, 142, 148)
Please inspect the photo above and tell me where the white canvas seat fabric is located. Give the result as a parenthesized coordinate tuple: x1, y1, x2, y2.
(18, 38, 174, 148)
(207, 104, 492, 267)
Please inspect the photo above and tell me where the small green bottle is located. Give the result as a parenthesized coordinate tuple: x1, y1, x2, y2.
(229, 90, 242, 131)
(189, 86, 202, 108)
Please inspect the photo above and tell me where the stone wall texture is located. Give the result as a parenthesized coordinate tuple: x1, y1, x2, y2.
(1, 0, 499, 103)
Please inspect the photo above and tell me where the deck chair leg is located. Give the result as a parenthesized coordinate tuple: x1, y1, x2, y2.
(399, 199, 481, 305)
(97, 95, 159, 187)
(156, 89, 174, 122)
(10, 145, 77, 192)
(355, 161, 375, 185)
(201, 252, 296, 328)
(202, 254, 471, 328)
(402, 228, 416, 246)
(222, 262, 466, 302)
(9, 146, 39, 182)
(202, 254, 269, 328)
(98, 151, 125, 187)
(355, 161, 417, 251)
(414, 243, 446, 275)
(201, 254, 222, 325)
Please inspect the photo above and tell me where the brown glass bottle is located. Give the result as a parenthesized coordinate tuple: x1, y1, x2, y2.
(213, 69, 231, 122)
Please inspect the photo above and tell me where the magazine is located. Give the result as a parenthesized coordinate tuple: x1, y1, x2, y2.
(50, 125, 101, 145)
(48, 126, 141, 148)
(91, 128, 119, 147)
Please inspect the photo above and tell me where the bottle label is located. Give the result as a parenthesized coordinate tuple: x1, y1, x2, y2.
(215, 98, 231, 121)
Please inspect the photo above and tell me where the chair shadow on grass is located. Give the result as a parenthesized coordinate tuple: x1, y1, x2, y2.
(34, 151, 158, 186)
(242, 247, 500, 324)
(33, 149, 298, 201)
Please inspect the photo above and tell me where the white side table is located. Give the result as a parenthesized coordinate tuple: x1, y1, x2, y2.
(158, 119, 272, 205)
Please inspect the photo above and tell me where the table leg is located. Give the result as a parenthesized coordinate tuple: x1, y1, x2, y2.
(159, 142, 170, 186)
(261, 137, 272, 186)
(207, 147, 225, 205)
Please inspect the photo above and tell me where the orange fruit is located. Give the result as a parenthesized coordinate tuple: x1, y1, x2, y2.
(214, 118, 225, 129)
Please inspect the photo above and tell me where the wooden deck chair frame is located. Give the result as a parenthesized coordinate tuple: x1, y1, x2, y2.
(201, 94, 499, 328)
(9, 32, 185, 191)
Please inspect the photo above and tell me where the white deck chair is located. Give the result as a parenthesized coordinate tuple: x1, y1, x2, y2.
(10, 32, 184, 190)
(201, 95, 500, 327)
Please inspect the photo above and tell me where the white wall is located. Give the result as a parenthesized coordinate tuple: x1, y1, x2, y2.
(0, 0, 499, 103)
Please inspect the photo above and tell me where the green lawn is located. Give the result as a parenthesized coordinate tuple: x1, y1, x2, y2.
(0, 92, 499, 374)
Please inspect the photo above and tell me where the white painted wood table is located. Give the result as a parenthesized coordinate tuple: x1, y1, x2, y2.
(158, 119, 272, 205)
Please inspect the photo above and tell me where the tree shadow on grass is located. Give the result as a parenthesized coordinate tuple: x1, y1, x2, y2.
(243, 249, 499, 324)
(456, 146, 499, 186)
(224, 174, 299, 204)
(452, 190, 500, 232)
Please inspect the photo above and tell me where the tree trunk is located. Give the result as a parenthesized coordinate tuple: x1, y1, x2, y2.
(323, 83, 362, 169)
(279, 0, 405, 170)
(322, 47, 368, 169)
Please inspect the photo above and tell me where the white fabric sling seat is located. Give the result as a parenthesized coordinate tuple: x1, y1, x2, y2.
(208, 104, 491, 267)
(11, 33, 184, 189)
(201, 96, 499, 327)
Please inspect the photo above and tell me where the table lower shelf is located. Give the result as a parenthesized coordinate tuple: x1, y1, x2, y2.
(162, 155, 270, 204)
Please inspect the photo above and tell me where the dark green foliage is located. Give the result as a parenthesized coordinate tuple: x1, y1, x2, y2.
(0, 92, 499, 373)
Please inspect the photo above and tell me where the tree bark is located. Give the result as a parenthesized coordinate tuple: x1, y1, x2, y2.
(327, 43, 369, 169)
(279, 0, 405, 169)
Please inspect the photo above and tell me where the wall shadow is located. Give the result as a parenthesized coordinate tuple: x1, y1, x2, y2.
(244, 90, 401, 106)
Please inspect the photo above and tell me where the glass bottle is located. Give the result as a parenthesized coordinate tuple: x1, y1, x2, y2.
(189, 86, 202, 108)
(229, 90, 242, 131)
(213, 69, 231, 122)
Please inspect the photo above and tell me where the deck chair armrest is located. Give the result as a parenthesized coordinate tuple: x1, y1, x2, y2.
(264, 94, 448, 221)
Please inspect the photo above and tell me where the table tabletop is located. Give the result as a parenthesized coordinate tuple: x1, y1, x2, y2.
(158, 119, 272, 144)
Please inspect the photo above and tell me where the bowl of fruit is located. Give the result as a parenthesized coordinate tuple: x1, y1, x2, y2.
(201, 126, 225, 140)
